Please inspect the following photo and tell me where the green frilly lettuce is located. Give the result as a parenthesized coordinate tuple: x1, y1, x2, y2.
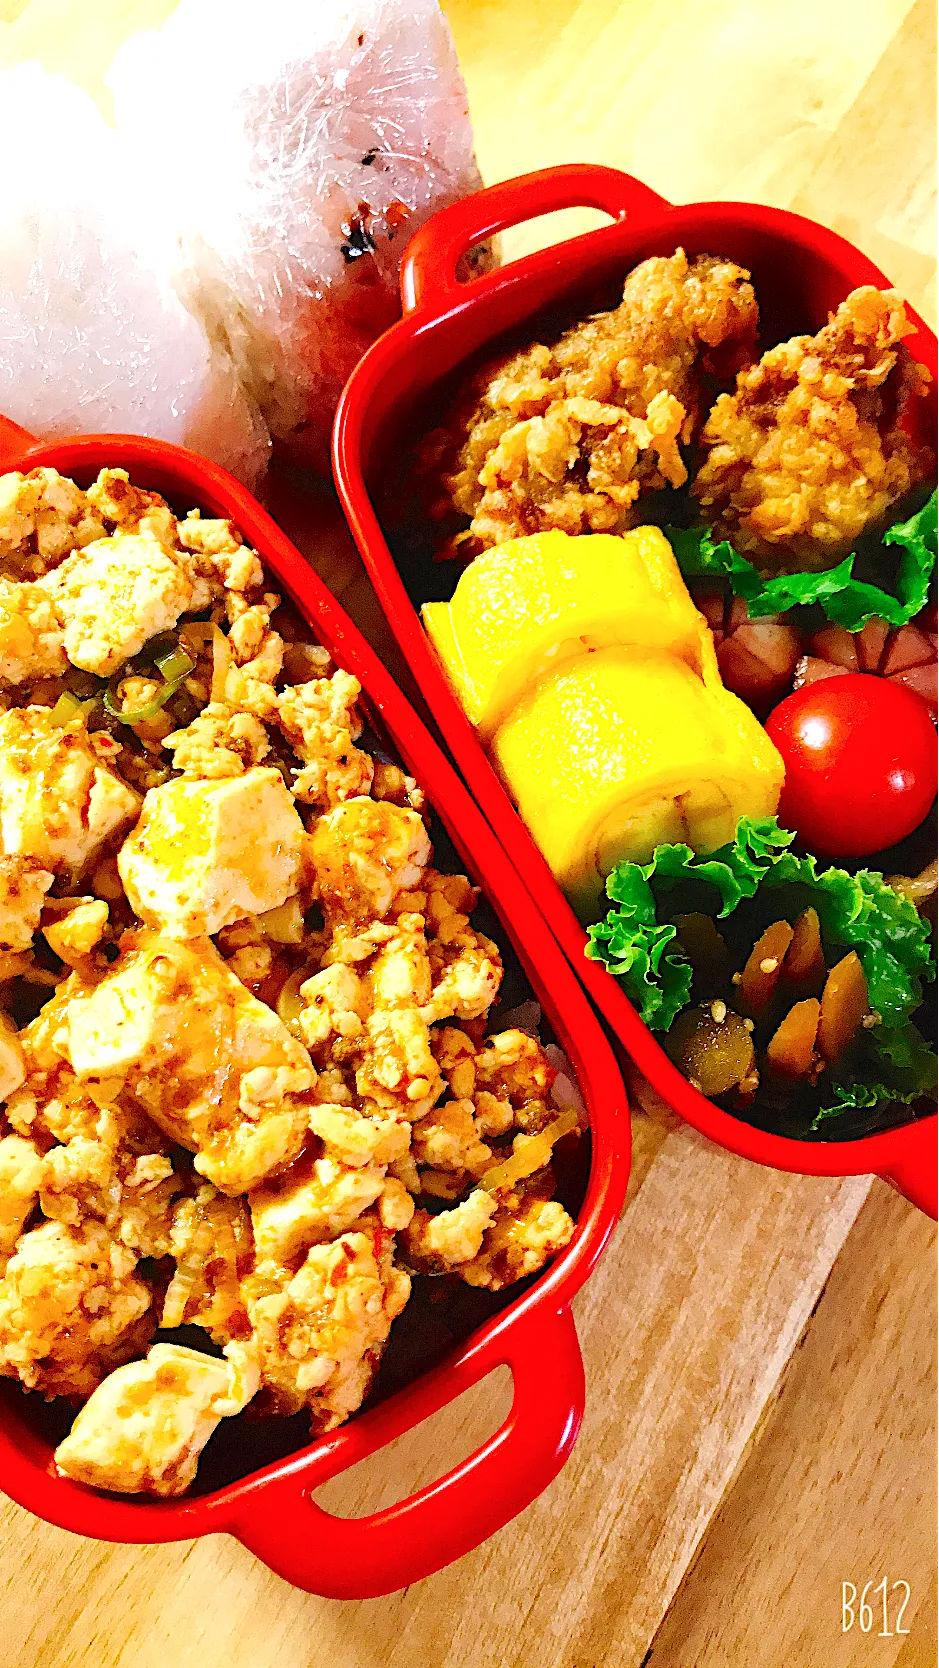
(666, 491, 937, 630)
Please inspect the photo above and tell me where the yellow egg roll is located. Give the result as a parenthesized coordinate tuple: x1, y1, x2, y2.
(422, 528, 709, 741)
(492, 643, 784, 920)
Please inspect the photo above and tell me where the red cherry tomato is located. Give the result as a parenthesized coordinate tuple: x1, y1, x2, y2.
(765, 673, 937, 859)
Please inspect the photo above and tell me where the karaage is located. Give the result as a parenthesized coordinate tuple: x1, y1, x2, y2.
(424, 249, 759, 555)
(693, 286, 933, 570)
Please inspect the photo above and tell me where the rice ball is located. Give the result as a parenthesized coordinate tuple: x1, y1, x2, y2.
(0, 64, 270, 490)
(109, 0, 489, 469)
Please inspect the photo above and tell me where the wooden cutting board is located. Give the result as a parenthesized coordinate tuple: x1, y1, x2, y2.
(0, 2, 936, 1664)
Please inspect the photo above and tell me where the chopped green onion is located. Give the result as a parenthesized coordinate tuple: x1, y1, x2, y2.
(50, 691, 97, 726)
(104, 672, 185, 725)
(101, 630, 200, 726)
(154, 646, 196, 683)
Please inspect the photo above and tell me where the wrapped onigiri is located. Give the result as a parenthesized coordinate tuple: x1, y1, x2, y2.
(0, 65, 270, 489)
(109, 0, 488, 468)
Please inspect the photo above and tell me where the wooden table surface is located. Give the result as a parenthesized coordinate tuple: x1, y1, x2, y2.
(0, 2, 936, 1665)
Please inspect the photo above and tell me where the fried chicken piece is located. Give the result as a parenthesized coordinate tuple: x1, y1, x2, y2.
(426, 250, 758, 553)
(693, 286, 934, 570)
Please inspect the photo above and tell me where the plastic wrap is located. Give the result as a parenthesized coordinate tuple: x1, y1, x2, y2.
(0, 65, 271, 489)
(109, 0, 488, 468)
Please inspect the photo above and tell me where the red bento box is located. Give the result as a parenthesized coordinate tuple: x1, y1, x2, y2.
(332, 163, 938, 1219)
(0, 419, 631, 1597)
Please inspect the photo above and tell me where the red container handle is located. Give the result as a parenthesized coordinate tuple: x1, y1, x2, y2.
(876, 1117, 937, 1217)
(226, 1302, 584, 1597)
(400, 162, 670, 317)
(0, 415, 36, 473)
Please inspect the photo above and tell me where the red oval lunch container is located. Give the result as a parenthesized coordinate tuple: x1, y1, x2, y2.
(0, 419, 631, 1597)
(333, 163, 938, 1220)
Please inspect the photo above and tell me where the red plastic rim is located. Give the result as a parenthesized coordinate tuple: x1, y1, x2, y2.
(332, 164, 937, 1218)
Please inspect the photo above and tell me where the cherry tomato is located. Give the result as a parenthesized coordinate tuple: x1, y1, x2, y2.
(765, 673, 937, 859)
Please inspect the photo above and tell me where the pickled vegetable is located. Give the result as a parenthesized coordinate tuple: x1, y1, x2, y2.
(766, 998, 821, 1078)
(817, 952, 869, 1063)
(783, 907, 825, 993)
(887, 859, 938, 908)
(673, 912, 734, 988)
(666, 1003, 756, 1097)
(738, 919, 794, 1015)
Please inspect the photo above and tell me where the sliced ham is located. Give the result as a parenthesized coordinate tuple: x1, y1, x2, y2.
(698, 582, 936, 720)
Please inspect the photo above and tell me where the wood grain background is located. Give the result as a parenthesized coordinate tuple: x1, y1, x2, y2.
(0, 2, 935, 1664)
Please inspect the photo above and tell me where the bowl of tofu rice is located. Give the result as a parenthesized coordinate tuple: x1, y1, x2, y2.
(0, 426, 629, 1596)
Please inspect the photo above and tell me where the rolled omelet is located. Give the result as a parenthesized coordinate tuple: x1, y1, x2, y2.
(491, 640, 784, 920)
(422, 527, 710, 740)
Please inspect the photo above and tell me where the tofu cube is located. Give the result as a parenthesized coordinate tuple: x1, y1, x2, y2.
(118, 766, 305, 938)
(42, 899, 109, 965)
(48, 529, 194, 676)
(250, 1155, 386, 1265)
(0, 1009, 25, 1105)
(54, 1341, 259, 1497)
(0, 581, 67, 686)
(0, 856, 53, 951)
(0, 1132, 43, 1258)
(0, 707, 140, 876)
(65, 932, 314, 1193)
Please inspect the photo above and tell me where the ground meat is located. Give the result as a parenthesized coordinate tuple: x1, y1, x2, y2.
(0, 1217, 154, 1398)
